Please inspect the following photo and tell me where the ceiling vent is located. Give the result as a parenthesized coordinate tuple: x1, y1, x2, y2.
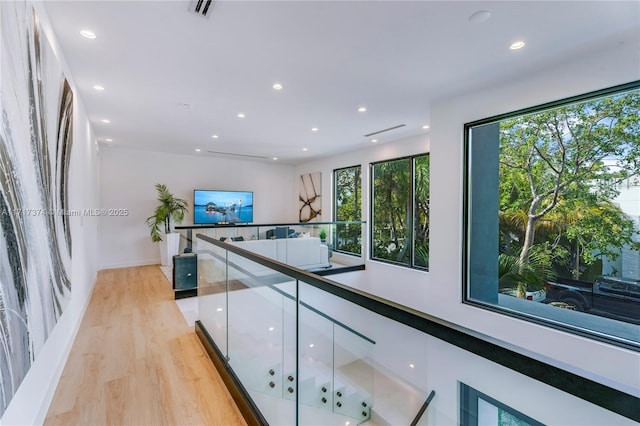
(364, 124, 406, 137)
(207, 151, 269, 160)
(190, 0, 216, 18)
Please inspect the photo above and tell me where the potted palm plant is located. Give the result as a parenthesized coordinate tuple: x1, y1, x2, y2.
(146, 183, 189, 266)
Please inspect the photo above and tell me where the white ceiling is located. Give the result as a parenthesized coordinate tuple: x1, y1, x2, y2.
(43, 1, 640, 164)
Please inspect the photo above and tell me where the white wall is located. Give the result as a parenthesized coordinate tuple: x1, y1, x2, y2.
(295, 40, 640, 396)
(426, 38, 640, 395)
(296, 133, 431, 309)
(0, 2, 101, 424)
(99, 148, 297, 269)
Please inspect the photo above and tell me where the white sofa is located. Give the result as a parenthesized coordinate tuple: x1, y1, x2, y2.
(225, 237, 330, 276)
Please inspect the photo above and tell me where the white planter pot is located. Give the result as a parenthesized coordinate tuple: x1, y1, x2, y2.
(159, 232, 181, 266)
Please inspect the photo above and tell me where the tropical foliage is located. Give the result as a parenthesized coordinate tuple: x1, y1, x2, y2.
(414, 155, 430, 267)
(372, 158, 410, 263)
(498, 89, 640, 295)
(498, 251, 555, 298)
(334, 166, 362, 254)
(146, 183, 189, 242)
(371, 155, 430, 268)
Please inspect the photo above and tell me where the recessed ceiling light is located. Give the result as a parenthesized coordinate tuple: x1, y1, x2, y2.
(311, 127, 318, 132)
(272, 157, 278, 160)
(237, 113, 246, 118)
(510, 41, 526, 50)
(80, 30, 96, 39)
(371, 139, 378, 143)
(93, 85, 105, 91)
(268, 327, 274, 331)
(272, 83, 283, 90)
(468, 10, 491, 23)
(309, 343, 314, 348)
(101, 119, 110, 123)
(216, 307, 223, 312)
(211, 134, 218, 139)
(358, 106, 367, 112)
(195, 148, 201, 152)
(422, 125, 430, 129)
(409, 363, 415, 369)
(302, 147, 308, 152)
(105, 138, 113, 142)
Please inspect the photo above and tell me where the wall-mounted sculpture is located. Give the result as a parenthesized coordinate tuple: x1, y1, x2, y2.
(299, 172, 321, 222)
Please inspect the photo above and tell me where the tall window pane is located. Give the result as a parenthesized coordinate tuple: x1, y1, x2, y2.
(334, 166, 362, 255)
(465, 83, 640, 347)
(414, 155, 430, 269)
(371, 158, 412, 266)
(371, 155, 430, 269)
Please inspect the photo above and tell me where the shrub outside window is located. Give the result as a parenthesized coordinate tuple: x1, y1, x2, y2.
(334, 166, 362, 255)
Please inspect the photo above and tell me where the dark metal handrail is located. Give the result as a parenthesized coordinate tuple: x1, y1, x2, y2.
(176, 220, 366, 230)
(410, 390, 435, 426)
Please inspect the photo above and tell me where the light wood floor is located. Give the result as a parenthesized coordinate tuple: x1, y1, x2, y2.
(44, 265, 247, 426)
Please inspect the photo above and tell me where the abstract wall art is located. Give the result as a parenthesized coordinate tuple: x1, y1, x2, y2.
(299, 172, 321, 222)
(0, 1, 73, 416)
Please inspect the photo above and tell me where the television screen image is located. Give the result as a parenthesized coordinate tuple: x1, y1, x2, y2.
(194, 190, 254, 224)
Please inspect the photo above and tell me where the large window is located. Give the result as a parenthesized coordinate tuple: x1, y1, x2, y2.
(371, 154, 430, 269)
(334, 165, 362, 255)
(465, 82, 640, 348)
(460, 383, 544, 426)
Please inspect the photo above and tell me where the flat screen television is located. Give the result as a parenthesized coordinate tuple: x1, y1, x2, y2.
(193, 189, 254, 224)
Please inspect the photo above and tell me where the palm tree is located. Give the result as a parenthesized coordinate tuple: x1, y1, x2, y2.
(146, 184, 188, 242)
(500, 197, 634, 280)
(498, 250, 555, 298)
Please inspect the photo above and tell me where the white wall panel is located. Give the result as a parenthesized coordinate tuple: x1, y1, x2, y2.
(99, 147, 297, 269)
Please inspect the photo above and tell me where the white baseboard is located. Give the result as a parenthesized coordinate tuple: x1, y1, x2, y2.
(99, 259, 159, 270)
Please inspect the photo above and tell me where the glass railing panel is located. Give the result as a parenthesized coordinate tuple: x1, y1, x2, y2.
(239, 239, 281, 263)
(198, 235, 638, 425)
(352, 308, 439, 426)
(196, 225, 259, 243)
(297, 283, 334, 421)
(280, 280, 297, 404)
(295, 281, 375, 425)
(180, 221, 366, 272)
(195, 233, 636, 425)
(225, 250, 296, 425)
(196, 236, 229, 355)
(271, 223, 364, 272)
(332, 325, 373, 422)
(296, 285, 634, 426)
(279, 233, 332, 272)
(175, 228, 191, 254)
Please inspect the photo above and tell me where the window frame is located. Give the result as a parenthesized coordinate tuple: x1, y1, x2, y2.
(462, 80, 640, 351)
(459, 382, 544, 426)
(369, 153, 430, 271)
(333, 165, 362, 257)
